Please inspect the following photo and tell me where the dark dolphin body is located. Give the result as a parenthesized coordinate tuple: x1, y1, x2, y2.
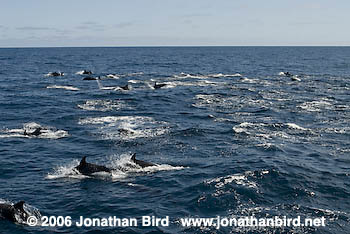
(75, 156, 112, 175)
(24, 127, 42, 136)
(154, 82, 167, 89)
(83, 76, 97, 80)
(49, 72, 64, 77)
(119, 84, 129, 90)
(0, 201, 29, 223)
(82, 70, 93, 75)
(118, 128, 134, 135)
(131, 154, 156, 168)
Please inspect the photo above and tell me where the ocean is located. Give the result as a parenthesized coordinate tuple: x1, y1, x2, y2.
(0, 47, 349, 233)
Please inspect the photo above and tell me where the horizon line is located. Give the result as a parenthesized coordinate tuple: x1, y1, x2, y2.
(1, 45, 350, 49)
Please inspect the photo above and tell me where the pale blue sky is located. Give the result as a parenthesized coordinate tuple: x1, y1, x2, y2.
(0, 0, 349, 47)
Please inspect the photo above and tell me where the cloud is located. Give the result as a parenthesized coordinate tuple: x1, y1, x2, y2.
(16, 26, 54, 31)
(290, 21, 335, 26)
(114, 22, 135, 28)
(81, 21, 99, 25)
(182, 13, 212, 18)
(76, 21, 106, 31)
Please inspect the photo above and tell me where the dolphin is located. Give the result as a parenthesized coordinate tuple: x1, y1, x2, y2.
(48, 72, 64, 77)
(118, 128, 134, 135)
(0, 201, 29, 223)
(119, 84, 130, 90)
(83, 76, 97, 80)
(131, 154, 156, 168)
(75, 156, 112, 175)
(24, 127, 42, 136)
(82, 70, 93, 75)
(154, 82, 166, 89)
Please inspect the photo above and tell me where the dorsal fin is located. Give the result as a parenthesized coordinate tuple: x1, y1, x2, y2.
(81, 156, 87, 165)
(14, 201, 25, 211)
(131, 153, 136, 162)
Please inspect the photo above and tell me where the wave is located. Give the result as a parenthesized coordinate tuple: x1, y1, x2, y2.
(206, 172, 259, 190)
(126, 72, 144, 76)
(298, 100, 334, 112)
(232, 122, 313, 147)
(173, 72, 207, 79)
(208, 73, 242, 78)
(233, 122, 310, 134)
(105, 74, 119, 79)
(173, 72, 242, 79)
(193, 94, 241, 109)
(46, 85, 80, 91)
(77, 99, 128, 112)
(127, 79, 141, 84)
(78, 116, 169, 140)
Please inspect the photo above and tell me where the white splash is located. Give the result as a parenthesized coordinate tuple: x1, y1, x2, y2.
(286, 123, 308, 131)
(47, 85, 80, 91)
(77, 99, 127, 112)
(0, 122, 69, 139)
(206, 172, 258, 189)
(78, 116, 169, 140)
(299, 100, 333, 112)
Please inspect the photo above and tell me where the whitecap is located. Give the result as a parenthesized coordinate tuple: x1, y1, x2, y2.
(105, 74, 120, 79)
(286, 123, 308, 131)
(77, 99, 127, 112)
(298, 100, 333, 112)
(47, 85, 80, 91)
(208, 73, 242, 78)
(173, 72, 208, 79)
(206, 173, 258, 189)
(78, 116, 169, 140)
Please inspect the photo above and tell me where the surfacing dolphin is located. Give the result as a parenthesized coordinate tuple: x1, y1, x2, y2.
(82, 70, 93, 75)
(154, 82, 167, 89)
(24, 127, 42, 136)
(75, 156, 112, 175)
(0, 201, 29, 223)
(131, 154, 156, 168)
(47, 72, 64, 77)
(83, 76, 97, 80)
(119, 84, 130, 90)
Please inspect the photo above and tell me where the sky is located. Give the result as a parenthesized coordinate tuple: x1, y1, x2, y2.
(0, 0, 349, 47)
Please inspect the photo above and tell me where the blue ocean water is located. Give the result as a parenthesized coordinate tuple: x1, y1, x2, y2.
(0, 47, 349, 233)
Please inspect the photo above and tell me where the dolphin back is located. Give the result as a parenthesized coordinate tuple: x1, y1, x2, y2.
(76, 156, 112, 175)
